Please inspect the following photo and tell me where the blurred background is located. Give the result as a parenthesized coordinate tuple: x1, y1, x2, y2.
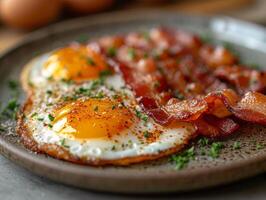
(0, 0, 265, 53)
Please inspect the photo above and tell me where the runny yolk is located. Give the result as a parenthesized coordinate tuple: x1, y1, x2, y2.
(43, 46, 108, 82)
(51, 99, 134, 140)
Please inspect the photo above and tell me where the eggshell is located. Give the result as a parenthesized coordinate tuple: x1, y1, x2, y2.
(63, 0, 114, 15)
(0, 0, 62, 30)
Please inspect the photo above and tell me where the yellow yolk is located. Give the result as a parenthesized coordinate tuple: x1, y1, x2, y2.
(51, 99, 134, 140)
(43, 46, 108, 82)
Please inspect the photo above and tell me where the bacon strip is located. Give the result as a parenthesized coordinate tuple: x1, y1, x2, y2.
(98, 27, 266, 138)
(164, 89, 266, 125)
(214, 65, 266, 94)
(195, 116, 239, 138)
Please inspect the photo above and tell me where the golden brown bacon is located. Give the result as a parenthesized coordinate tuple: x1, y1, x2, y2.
(194, 116, 239, 138)
(98, 27, 266, 137)
(199, 45, 237, 68)
(214, 65, 266, 94)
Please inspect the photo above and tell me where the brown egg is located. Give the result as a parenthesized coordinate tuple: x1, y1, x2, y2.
(0, 0, 62, 30)
(63, 0, 114, 15)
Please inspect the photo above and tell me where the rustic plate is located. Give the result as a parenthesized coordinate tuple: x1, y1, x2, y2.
(0, 11, 265, 193)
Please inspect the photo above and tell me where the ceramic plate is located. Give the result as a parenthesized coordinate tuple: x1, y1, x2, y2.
(0, 11, 266, 193)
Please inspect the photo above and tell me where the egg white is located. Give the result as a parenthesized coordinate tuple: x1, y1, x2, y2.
(22, 51, 195, 162)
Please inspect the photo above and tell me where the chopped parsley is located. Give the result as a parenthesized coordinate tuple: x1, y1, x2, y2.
(48, 124, 53, 128)
(61, 79, 73, 85)
(37, 117, 44, 121)
(127, 48, 136, 60)
(63, 96, 78, 102)
(76, 34, 88, 43)
(112, 94, 119, 99)
(142, 31, 150, 41)
(135, 109, 148, 123)
(76, 87, 89, 94)
(111, 105, 116, 110)
(48, 114, 54, 121)
(99, 69, 112, 78)
(170, 147, 195, 170)
(233, 141, 241, 150)
(7, 99, 19, 111)
(87, 57, 95, 66)
(143, 52, 149, 58)
(30, 112, 38, 118)
(143, 131, 150, 138)
(46, 90, 52, 95)
(60, 138, 70, 148)
(93, 91, 105, 99)
(107, 47, 117, 57)
(8, 80, 18, 90)
(209, 142, 223, 158)
(256, 143, 264, 150)
(198, 137, 209, 146)
(1, 98, 19, 119)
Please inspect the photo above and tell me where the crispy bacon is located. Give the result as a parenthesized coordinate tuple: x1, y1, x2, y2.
(226, 91, 266, 125)
(214, 65, 266, 94)
(199, 45, 237, 68)
(98, 27, 266, 138)
(195, 116, 239, 138)
(164, 89, 266, 125)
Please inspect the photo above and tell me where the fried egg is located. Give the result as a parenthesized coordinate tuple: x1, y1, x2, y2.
(18, 45, 195, 165)
(22, 44, 109, 89)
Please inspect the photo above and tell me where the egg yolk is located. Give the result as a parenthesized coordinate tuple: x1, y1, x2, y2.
(43, 46, 108, 82)
(51, 99, 134, 140)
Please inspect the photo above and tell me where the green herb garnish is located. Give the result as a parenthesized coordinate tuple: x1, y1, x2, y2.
(93, 91, 105, 99)
(60, 138, 70, 148)
(107, 47, 117, 57)
(142, 31, 150, 41)
(76, 35, 88, 43)
(48, 114, 54, 121)
(127, 48, 136, 60)
(37, 117, 44, 121)
(8, 80, 18, 90)
(170, 147, 195, 170)
(233, 141, 241, 150)
(87, 57, 95, 66)
(61, 79, 73, 85)
(30, 112, 38, 118)
(46, 90, 52, 95)
(143, 131, 150, 138)
(198, 137, 209, 146)
(209, 142, 223, 158)
(99, 70, 112, 78)
(256, 144, 264, 150)
(1, 98, 19, 119)
(135, 109, 148, 123)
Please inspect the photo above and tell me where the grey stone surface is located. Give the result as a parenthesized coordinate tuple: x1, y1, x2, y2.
(0, 155, 265, 200)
